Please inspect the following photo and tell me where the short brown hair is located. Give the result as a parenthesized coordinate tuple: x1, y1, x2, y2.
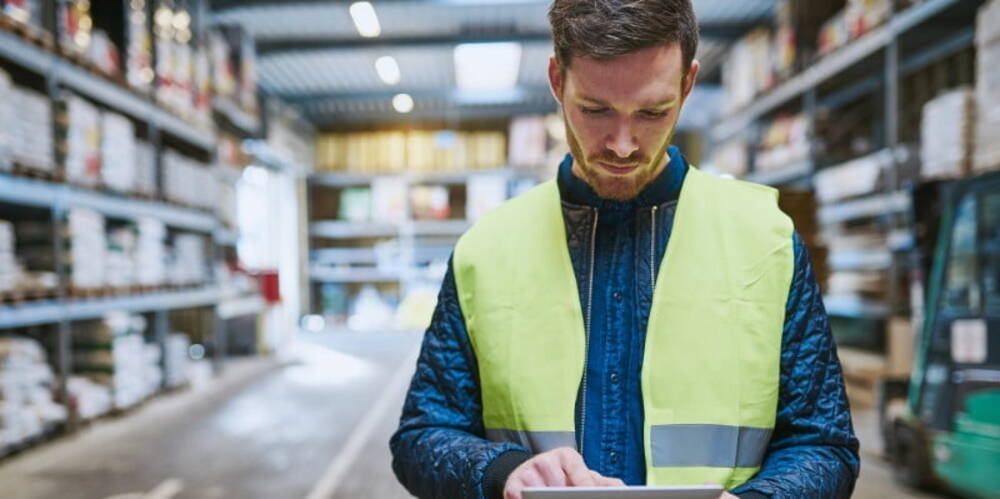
(549, 0, 699, 73)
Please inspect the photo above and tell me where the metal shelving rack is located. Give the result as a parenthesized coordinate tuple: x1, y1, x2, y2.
(306, 167, 544, 299)
(709, 0, 984, 353)
(0, 0, 265, 427)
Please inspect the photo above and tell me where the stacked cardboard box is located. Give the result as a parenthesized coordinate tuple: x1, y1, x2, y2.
(0, 336, 67, 453)
(125, 0, 154, 91)
(66, 375, 112, 420)
(163, 150, 218, 211)
(73, 314, 162, 410)
(100, 111, 136, 194)
(136, 218, 166, 287)
(920, 88, 975, 180)
(9, 86, 54, 172)
(757, 114, 811, 173)
(0, 69, 11, 171)
(0, 221, 16, 293)
(67, 208, 106, 290)
(317, 130, 507, 174)
(975, 0, 1000, 173)
(169, 233, 207, 285)
(63, 94, 102, 188)
(164, 333, 191, 388)
(708, 139, 749, 178)
(105, 225, 137, 288)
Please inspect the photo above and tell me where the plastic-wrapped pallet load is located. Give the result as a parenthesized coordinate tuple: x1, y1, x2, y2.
(921, 88, 975, 180)
(0, 336, 67, 454)
(67, 208, 106, 290)
(63, 94, 102, 188)
(164, 333, 191, 388)
(73, 313, 162, 410)
(100, 112, 136, 193)
(125, 0, 154, 91)
(169, 233, 207, 285)
(106, 225, 137, 289)
(66, 376, 112, 420)
(0, 69, 12, 172)
(975, 0, 1000, 173)
(134, 141, 157, 198)
(136, 218, 166, 287)
(9, 86, 54, 173)
(163, 150, 218, 210)
(0, 221, 17, 293)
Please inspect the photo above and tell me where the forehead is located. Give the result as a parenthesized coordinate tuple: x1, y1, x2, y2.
(565, 43, 685, 105)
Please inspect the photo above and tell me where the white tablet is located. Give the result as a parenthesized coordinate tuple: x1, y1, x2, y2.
(522, 485, 723, 499)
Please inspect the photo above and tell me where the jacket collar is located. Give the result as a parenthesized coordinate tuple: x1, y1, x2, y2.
(557, 145, 688, 209)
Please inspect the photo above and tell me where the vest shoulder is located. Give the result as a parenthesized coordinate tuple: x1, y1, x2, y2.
(456, 181, 557, 256)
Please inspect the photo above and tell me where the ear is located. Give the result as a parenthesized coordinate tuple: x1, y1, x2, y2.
(548, 56, 564, 105)
(682, 59, 700, 100)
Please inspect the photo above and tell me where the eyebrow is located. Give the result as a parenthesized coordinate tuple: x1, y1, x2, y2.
(576, 94, 680, 110)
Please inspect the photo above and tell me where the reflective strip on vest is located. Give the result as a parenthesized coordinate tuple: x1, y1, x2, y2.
(650, 425, 772, 468)
(485, 429, 577, 452)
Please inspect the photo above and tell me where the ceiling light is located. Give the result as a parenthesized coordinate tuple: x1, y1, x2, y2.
(375, 56, 401, 85)
(392, 93, 414, 114)
(454, 42, 522, 91)
(349, 2, 381, 38)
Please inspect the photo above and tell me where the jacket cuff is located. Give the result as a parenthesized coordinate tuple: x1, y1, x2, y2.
(737, 492, 770, 499)
(483, 449, 532, 499)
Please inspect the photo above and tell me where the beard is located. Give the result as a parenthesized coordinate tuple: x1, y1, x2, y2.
(565, 118, 674, 202)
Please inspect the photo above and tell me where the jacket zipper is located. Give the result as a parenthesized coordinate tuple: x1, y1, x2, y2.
(578, 207, 598, 451)
(650, 206, 658, 290)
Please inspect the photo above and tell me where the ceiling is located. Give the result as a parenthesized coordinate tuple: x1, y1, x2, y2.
(211, 0, 777, 129)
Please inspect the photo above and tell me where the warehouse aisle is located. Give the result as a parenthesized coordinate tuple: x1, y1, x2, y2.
(0, 330, 422, 499)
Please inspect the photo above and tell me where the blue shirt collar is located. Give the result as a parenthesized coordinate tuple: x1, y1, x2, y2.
(557, 145, 688, 209)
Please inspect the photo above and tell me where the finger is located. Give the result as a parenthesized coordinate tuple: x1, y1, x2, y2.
(503, 479, 523, 499)
(520, 467, 546, 488)
(556, 449, 595, 486)
(595, 474, 624, 487)
(535, 456, 567, 487)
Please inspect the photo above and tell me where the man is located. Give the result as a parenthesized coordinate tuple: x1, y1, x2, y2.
(390, 1, 860, 498)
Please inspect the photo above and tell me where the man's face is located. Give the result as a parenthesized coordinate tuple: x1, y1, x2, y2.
(549, 43, 699, 201)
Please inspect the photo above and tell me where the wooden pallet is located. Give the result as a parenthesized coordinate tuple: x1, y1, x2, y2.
(11, 161, 61, 182)
(0, 287, 58, 304)
(68, 286, 113, 300)
(0, 16, 54, 52)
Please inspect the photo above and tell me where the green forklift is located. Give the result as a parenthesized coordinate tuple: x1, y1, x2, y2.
(880, 170, 1000, 497)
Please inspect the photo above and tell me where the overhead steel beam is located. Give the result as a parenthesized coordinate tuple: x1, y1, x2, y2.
(277, 86, 554, 105)
(212, 0, 549, 10)
(258, 31, 552, 55)
(256, 21, 760, 56)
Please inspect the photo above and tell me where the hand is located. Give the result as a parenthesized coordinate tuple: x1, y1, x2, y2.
(718, 493, 738, 498)
(503, 447, 624, 499)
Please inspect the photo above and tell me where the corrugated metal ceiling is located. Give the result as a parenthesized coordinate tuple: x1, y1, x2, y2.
(212, 0, 776, 127)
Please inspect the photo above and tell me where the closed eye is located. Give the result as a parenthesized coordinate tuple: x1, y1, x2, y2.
(580, 106, 608, 115)
(640, 110, 668, 119)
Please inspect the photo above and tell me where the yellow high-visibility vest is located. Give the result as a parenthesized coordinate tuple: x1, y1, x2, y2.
(454, 166, 794, 489)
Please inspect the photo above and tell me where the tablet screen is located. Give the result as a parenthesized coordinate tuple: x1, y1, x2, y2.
(522, 485, 723, 499)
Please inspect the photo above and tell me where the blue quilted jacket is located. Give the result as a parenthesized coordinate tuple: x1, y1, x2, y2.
(390, 146, 860, 498)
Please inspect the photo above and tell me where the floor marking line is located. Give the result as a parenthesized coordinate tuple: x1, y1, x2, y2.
(304, 343, 421, 499)
(143, 478, 184, 499)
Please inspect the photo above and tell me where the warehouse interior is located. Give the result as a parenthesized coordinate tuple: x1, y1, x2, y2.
(0, 0, 998, 497)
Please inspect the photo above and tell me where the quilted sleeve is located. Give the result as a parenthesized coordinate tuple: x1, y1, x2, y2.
(732, 233, 861, 498)
(390, 257, 530, 499)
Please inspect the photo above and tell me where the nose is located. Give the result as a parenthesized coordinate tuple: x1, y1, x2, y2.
(606, 120, 638, 159)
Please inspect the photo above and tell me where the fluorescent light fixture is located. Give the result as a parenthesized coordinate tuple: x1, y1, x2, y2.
(393, 93, 414, 114)
(375, 56, 401, 85)
(454, 42, 522, 91)
(349, 1, 381, 38)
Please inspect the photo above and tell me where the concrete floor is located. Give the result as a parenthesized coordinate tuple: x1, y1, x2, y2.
(0, 330, 945, 499)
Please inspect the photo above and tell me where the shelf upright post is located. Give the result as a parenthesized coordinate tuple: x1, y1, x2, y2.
(803, 86, 818, 187)
(884, 9, 905, 321)
(154, 309, 170, 388)
(51, 182, 72, 416)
